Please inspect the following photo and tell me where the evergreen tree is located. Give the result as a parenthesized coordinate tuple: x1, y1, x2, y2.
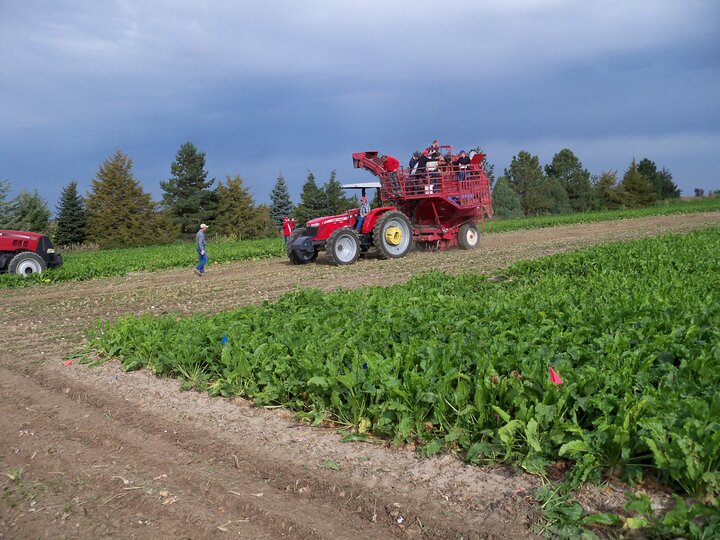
(6, 190, 51, 233)
(214, 175, 270, 240)
(152, 208, 182, 245)
(593, 170, 624, 210)
(637, 158, 660, 196)
(523, 177, 572, 216)
(85, 149, 160, 248)
(504, 151, 545, 215)
(636, 159, 680, 200)
(269, 173, 294, 228)
(294, 172, 326, 225)
(0, 180, 11, 228)
(348, 193, 360, 209)
(254, 204, 278, 238)
(491, 176, 523, 219)
(545, 149, 593, 212)
(546, 177, 573, 214)
(324, 170, 354, 215)
(619, 159, 657, 207)
(657, 167, 680, 199)
(587, 174, 602, 210)
(54, 180, 86, 245)
(160, 141, 217, 235)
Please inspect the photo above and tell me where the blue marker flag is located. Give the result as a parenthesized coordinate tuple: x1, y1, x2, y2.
(221, 335, 228, 346)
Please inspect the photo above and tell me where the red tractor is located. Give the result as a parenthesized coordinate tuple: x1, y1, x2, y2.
(287, 145, 493, 265)
(0, 230, 63, 275)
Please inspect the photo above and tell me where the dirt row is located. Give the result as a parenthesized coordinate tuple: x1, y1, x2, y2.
(2, 211, 719, 538)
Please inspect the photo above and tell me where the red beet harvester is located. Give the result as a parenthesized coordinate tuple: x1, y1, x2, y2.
(287, 146, 493, 266)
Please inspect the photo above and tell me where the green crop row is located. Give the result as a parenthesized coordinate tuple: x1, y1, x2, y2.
(0, 237, 283, 289)
(86, 227, 720, 515)
(3, 197, 719, 289)
(484, 196, 720, 233)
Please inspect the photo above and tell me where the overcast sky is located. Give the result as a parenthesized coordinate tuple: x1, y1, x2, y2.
(1, 0, 718, 213)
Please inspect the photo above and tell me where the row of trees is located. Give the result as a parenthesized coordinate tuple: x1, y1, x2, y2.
(490, 149, 682, 219)
(0, 142, 361, 248)
(0, 143, 695, 249)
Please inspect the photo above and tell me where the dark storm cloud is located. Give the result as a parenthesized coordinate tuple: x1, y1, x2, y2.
(1, 0, 718, 211)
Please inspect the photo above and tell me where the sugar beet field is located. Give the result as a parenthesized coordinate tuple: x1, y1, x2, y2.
(2, 210, 720, 539)
(2, 197, 720, 290)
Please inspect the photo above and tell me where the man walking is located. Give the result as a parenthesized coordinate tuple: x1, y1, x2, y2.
(194, 223, 209, 276)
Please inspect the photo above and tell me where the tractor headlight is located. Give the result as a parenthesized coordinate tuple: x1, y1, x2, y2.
(47, 248, 55, 253)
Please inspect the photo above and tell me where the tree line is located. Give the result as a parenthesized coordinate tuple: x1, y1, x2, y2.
(0, 142, 707, 249)
(0, 142, 355, 249)
(491, 149, 683, 219)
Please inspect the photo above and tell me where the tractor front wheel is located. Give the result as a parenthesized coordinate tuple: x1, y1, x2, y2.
(373, 210, 413, 259)
(8, 251, 47, 276)
(458, 223, 480, 250)
(326, 227, 360, 266)
(286, 228, 317, 265)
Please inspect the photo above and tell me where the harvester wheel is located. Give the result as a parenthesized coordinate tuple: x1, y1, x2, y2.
(8, 251, 46, 276)
(458, 223, 479, 250)
(373, 210, 413, 259)
(286, 228, 317, 265)
(326, 227, 360, 266)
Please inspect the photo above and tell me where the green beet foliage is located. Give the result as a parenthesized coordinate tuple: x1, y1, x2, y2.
(86, 228, 720, 506)
(0, 237, 284, 288)
(2, 196, 719, 289)
(484, 195, 720, 232)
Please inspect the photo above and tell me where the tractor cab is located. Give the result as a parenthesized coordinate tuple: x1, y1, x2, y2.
(341, 181, 382, 223)
(341, 181, 381, 200)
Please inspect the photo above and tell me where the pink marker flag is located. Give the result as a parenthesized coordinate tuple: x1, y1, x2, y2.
(549, 365, 563, 385)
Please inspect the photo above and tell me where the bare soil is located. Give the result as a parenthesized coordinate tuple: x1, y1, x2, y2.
(2, 212, 719, 539)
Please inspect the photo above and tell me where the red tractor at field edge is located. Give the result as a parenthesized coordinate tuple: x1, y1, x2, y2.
(286, 145, 493, 265)
(0, 230, 63, 275)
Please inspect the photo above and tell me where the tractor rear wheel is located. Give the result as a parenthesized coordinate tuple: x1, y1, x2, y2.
(373, 210, 413, 259)
(8, 251, 47, 276)
(458, 223, 479, 250)
(326, 227, 360, 266)
(286, 228, 317, 265)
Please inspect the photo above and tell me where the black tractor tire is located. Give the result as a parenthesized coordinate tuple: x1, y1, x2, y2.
(286, 228, 317, 265)
(458, 223, 480, 250)
(326, 227, 360, 266)
(372, 210, 413, 259)
(8, 251, 47, 276)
